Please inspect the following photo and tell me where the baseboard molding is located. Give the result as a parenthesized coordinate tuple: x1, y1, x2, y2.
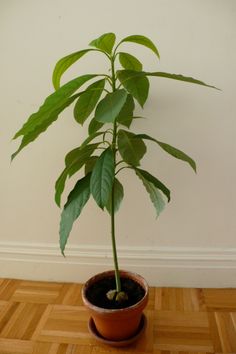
(1, 242, 236, 287)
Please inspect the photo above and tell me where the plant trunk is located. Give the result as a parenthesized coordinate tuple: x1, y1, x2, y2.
(110, 56, 121, 293)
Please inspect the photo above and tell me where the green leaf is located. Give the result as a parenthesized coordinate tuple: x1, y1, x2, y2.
(52, 49, 96, 90)
(106, 178, 124, 214)
(119, 52, 143, 71)
(12, 74, 97, 160)
(94, 89, 128, 123)
(84, 156, 99, 175)
(55, 143, 98, 207)
(90, 148, 115, 209)
(119, 35, 160, 59)
(89, 33, 116, 54)
(117, 70, 149, 107)
(74, 79, 105, 125)
(59, 173, 91, 255)
(145, 72, 219, 90)
(117, 129, 146, 166)
(135, 170, 165, 217)
(88, 118, 104, 135)
(136, 133, 196, 172)
(116, 94, 135, 128)
(135, 168, 170, 202)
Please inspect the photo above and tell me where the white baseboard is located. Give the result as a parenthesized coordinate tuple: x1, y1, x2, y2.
(1, 242, 236, 287)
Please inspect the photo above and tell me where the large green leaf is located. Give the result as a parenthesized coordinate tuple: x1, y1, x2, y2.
(89, 33, 116, 55)
(117, 70, 149, 107)
(135, 168, 170, 202)
(52, 49, 96, 90)
(59, 173, 91, 255)
(55, 143, 99, 207)
(145, 72, 219, 90)
(12, 75, 97, 160)
(94, 89, 128, 123)
(119, 52, 143, 71)
(90, 148, 115, 209)
(135, 170, 165, 217)
(106, 178, 124, 214)
(74, 79, 105, 125)
(116, 94, 135, 128)
(117, 129, 146, 166)
(136, 133, 196, 172)
(119, 35, 160, 59)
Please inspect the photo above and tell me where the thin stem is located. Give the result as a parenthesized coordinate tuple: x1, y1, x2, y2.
(110, 55, 121, 293)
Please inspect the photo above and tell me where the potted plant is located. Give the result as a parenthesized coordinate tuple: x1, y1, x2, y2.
(12, 33, 217, 344)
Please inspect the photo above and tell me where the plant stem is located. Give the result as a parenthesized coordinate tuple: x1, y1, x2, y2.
(110, 55, 121, 293)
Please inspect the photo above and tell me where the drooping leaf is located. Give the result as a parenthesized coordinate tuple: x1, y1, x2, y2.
(52, 49, 96, 90)
(116, 94, 135, 128)
(145, 72, 219, 90)
(88, 118, 104, 135)
(89, 33, 116, 55)
(135, 170, 165, 217)
(117, 129, 146, 166)
(136, 133, 196, 172)
(119, 52, 143, 71)
(119, 35, 160, 59)
(59, 173, 91, 255)
(12, 75, 97, 160)
(84, 156, 99, 175)
(135, 168, 170, 202)
(94, 89, 128, 123)
(55, 143, 99, 207)
(90, 148, 115, 209)
(117, 70, 149, 107)
(106, 178, 124, 214)
(74, 79, 105, 125)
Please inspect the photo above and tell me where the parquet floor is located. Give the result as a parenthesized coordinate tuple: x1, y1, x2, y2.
(0, 279, 236, 354)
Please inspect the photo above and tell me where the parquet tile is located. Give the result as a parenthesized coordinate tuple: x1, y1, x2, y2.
(0, 278, 235, 354)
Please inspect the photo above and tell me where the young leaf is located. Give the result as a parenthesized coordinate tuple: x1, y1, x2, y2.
(106, 178, 124, 214)
(59, 173, 91, 255)
(136, 133, 196, 172)
(116, 94, 135, 128)
(119, 52, 143, 71)
(88, 118, 104, 135)
(74, 79, 105, 125)
(90, 148, 115, 209)
(119, 35, 160, 59)
(55, 143, 99, 207)
(135, 169, 165, 217)
(135, 168, 170, 202)
(117, 129, 146, 166)
(145, 72, 219, 90)
(117, 70, 149, 107)
(52, 49, 96, 90)
(89, 33, 116, 55)
(12, 75, 97, 159)
(94, 89, 128, 123)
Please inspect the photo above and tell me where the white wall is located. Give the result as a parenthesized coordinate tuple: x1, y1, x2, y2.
(1, 0, 236, 286)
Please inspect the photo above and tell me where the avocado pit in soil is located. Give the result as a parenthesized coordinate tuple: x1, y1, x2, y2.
(86, 276, 145, 309)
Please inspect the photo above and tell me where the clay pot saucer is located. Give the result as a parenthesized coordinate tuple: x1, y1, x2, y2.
(88, 313, 147, 347)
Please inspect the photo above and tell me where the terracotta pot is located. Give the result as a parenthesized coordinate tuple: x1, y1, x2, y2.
(82, 270, 149, 341)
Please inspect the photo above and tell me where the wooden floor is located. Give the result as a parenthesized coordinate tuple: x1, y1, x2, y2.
(0, 279, 236, 354)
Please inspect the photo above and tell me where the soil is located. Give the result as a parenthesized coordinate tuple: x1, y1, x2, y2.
(86, 276, 145, 309)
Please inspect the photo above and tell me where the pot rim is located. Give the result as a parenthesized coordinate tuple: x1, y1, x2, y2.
(82, 269, 149, 314)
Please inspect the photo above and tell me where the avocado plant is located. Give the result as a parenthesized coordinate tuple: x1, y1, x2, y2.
(12, 33, 217, 303)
